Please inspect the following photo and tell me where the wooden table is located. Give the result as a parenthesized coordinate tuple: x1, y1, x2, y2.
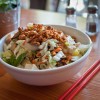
(0, 9, 100, 100)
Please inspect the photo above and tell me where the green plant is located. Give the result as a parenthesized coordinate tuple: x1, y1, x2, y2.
(0, 0, 19, 12)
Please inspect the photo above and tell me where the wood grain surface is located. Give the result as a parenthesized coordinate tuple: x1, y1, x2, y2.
(0, 9, 100, 100)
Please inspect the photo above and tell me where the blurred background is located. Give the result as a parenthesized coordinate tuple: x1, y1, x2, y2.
(21, 0, 100, 18)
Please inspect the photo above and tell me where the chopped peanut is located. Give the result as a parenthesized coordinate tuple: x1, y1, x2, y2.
(19, 34, 26, 40)
(36, 52, 41, 57)
(67, 55, 72, 61)
(54, 47, 62, 53)
(32, 60, 36, 64)
(51, 51, 56, 56)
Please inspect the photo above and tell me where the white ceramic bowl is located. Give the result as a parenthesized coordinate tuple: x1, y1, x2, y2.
(0, 25, 92, 86)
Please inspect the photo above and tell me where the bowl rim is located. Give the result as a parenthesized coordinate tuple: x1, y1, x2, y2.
(0, 25, 92, 73)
